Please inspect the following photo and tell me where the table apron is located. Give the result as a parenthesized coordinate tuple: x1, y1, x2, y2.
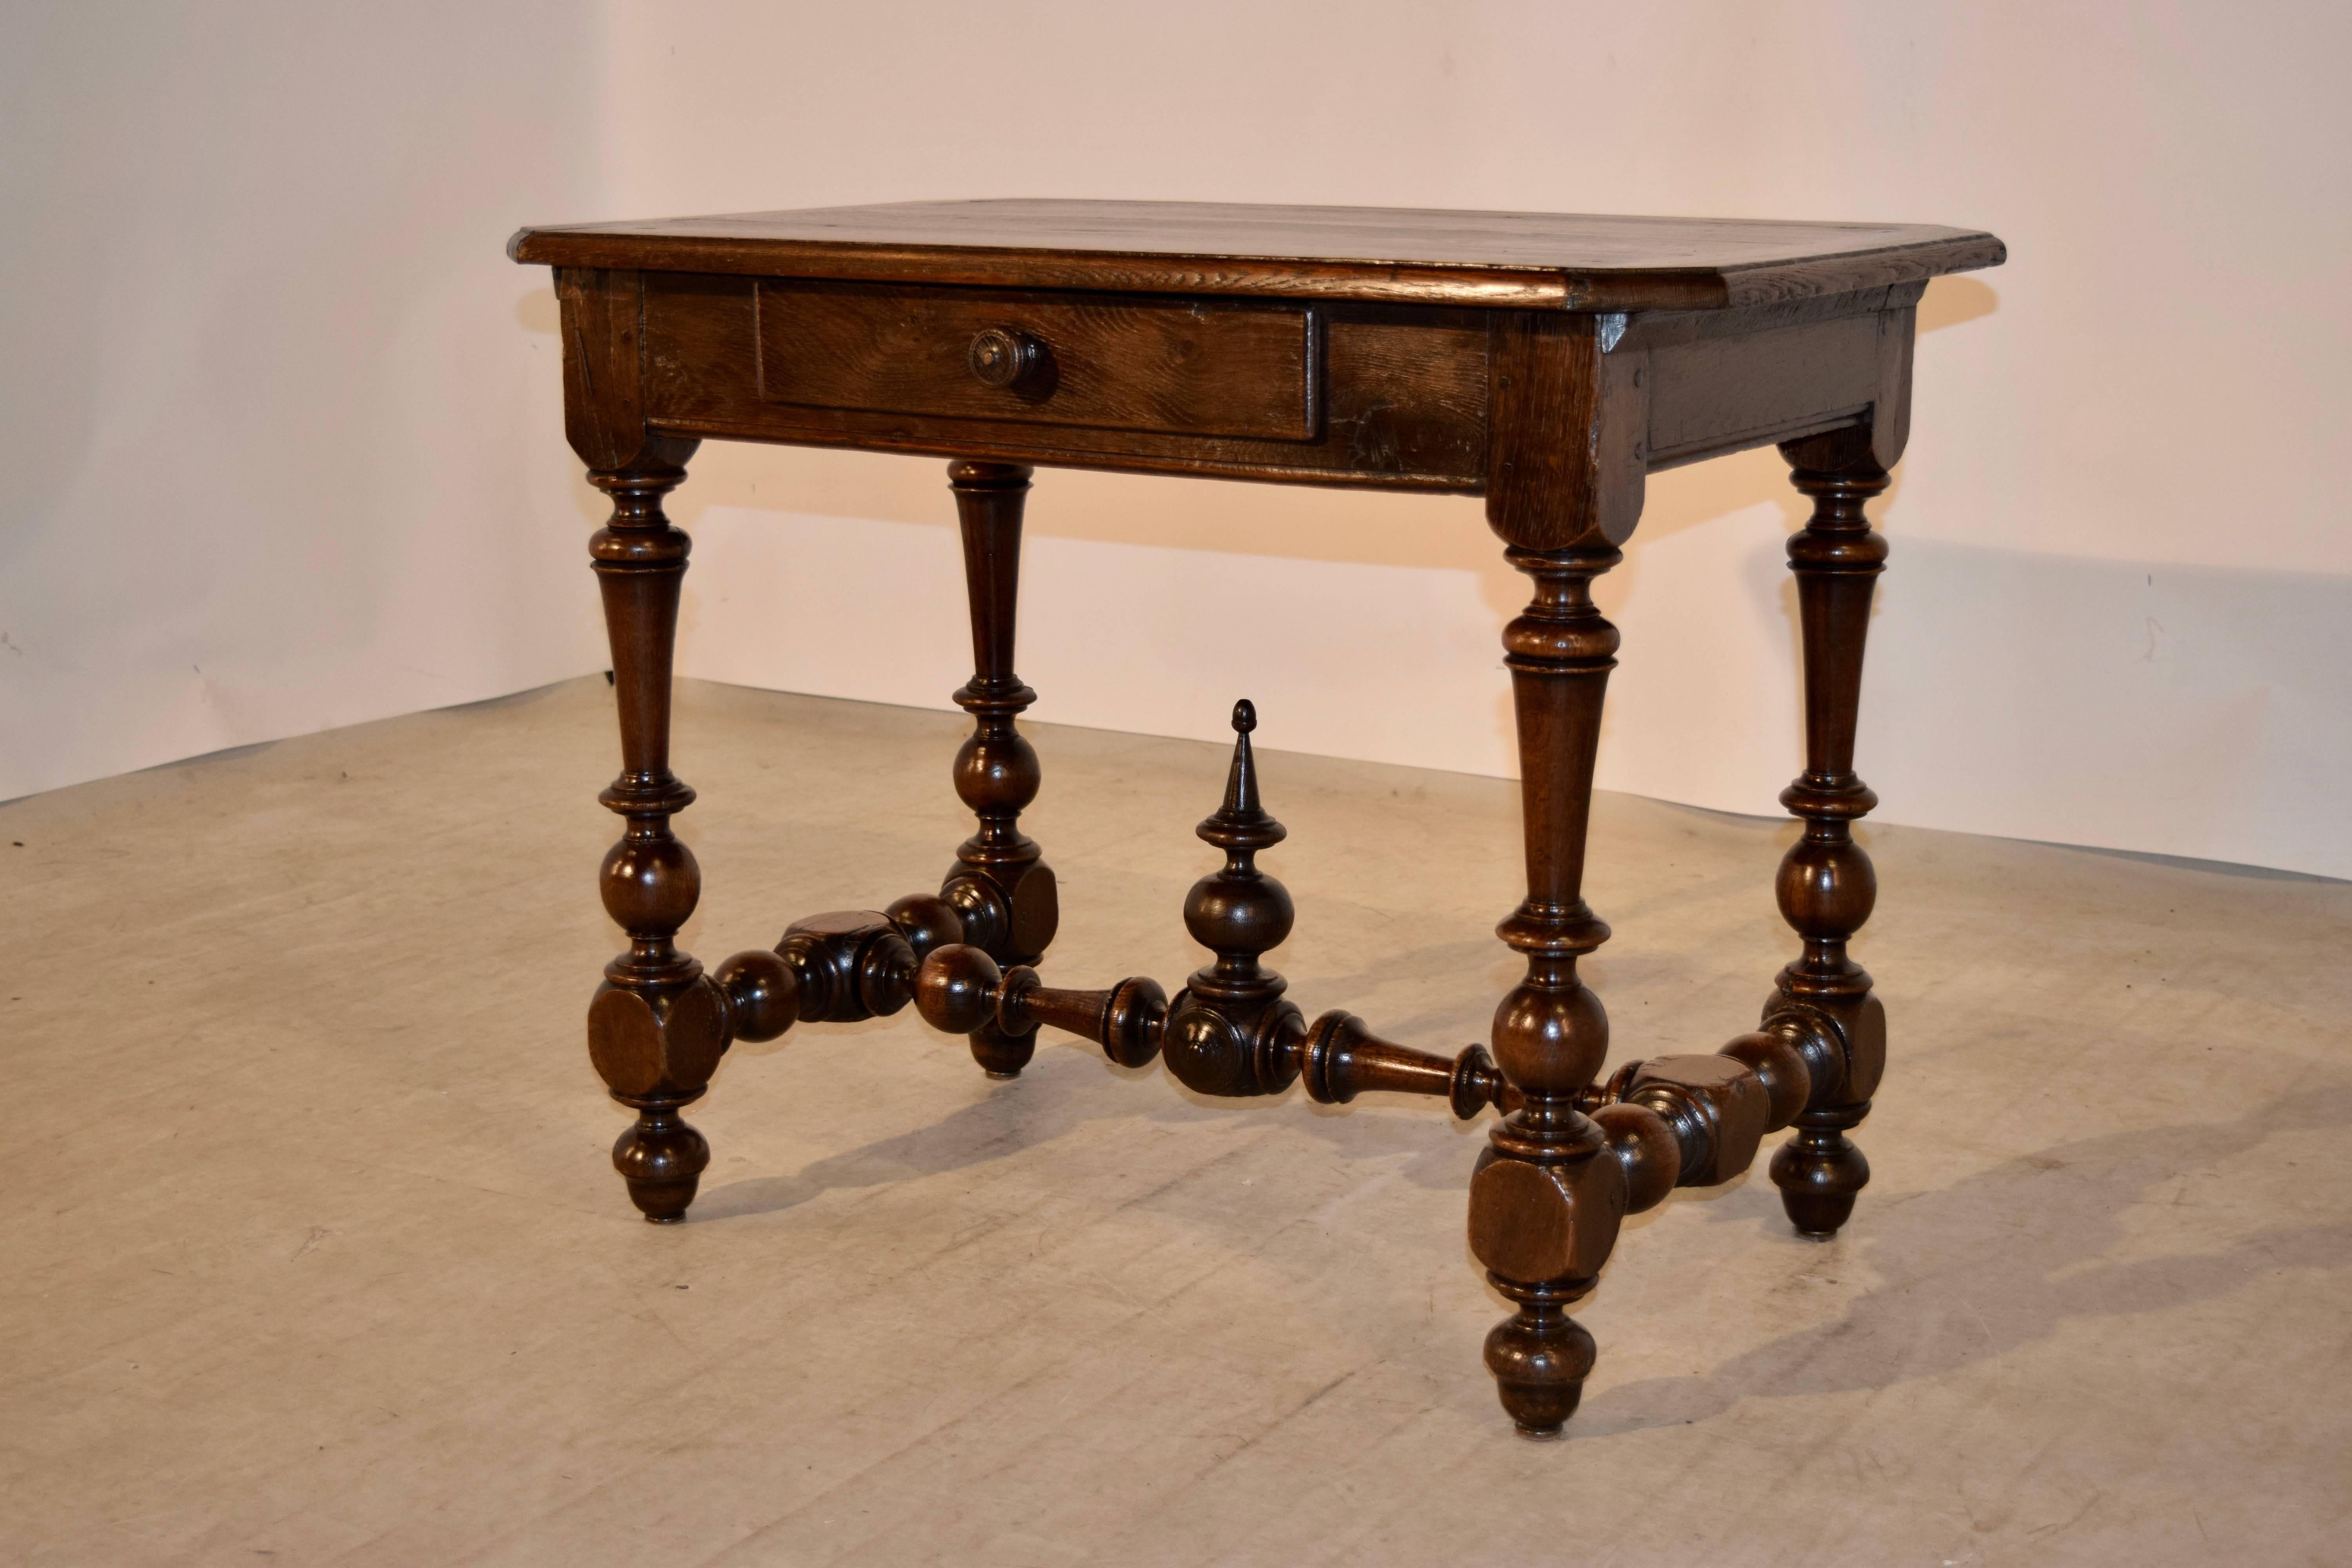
(619, 270, 1919, 494)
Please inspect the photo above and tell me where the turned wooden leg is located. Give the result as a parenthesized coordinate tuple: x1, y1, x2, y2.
(1766, 430, 1891, 1239)
(1467, 546, 1630, 1437)
(584, 453, 730, 1223)
(942, 460, 1059, 1078)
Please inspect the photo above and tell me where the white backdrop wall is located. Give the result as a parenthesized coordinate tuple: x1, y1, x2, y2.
(7, 2, 2348, 877)
(0, 2, 613, 797)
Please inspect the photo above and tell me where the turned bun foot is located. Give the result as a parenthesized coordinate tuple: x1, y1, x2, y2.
(969, 1020, 1036, 1078)
(1771, 1103, 1871, 1238)
(612, 1098, 710, 1223)
(1484, 1301, 1596, 1438)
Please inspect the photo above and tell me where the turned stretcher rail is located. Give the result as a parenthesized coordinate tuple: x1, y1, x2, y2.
(701, 702, 1856, 1237)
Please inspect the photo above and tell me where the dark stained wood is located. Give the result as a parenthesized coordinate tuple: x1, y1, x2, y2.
(1635, 283, 1918, 471)
(1766, 426, 1894, 1238)
(756, 281, 1318, 441)
(909, 711, 1523, 1117)
(1719, 1028, 1818, 1131)
(557, 268, 690, 475)
(942, 460, 1058, 1076)
(1466, 543, 1626, 1434)
(1588, 1102, 1681, 1215)
(1160, 701, 1306, 1098)
(565, 267, 720, 1224)
(1617, 1054, 1771, 1188)
(515, 198, 2004, 313)
(1295, 1012, 1515, 1119)
(911, 944, 1170, 1071)
(1003, 970, 1169, 1071)
(519, 198, 2001, 1432)
(644, 275, 1489, 490)
(712, 949, 799, 1044)
(775, 910, 921, 1023)
(634, 266, 1934, 498)
(1484, 315, 1646, 549)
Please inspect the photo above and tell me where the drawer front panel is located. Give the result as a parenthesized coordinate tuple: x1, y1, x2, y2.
(755, 281, 1317, 441)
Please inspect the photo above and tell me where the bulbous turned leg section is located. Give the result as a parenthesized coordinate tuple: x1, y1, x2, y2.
(611, 1093, 710, 1223)
(1771, 1102, 1873, 1239)
(1485, 1290, 1598, 1439)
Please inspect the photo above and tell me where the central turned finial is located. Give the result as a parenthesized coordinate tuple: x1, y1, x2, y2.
(1198, 699, 1285, 856)
(1162, 698, 1305, 1096)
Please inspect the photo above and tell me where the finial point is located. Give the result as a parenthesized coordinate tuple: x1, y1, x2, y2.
(1232, 699, 1256, 735)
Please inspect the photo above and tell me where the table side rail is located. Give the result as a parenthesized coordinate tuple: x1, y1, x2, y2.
(1630, 283, 1923, 473)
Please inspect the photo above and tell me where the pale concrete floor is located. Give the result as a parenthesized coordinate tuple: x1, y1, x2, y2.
(3, 676, 2347, 1567)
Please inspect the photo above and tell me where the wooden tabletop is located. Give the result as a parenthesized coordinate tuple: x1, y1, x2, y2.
(510, 198, 2003, 312)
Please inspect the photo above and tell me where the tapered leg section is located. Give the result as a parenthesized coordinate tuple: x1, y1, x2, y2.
(1466, 547, 1631, 1436)
(1767, 430, 1891, 1239)
(584, 453, 730, 1221)
(942, 460, 1059, 1077)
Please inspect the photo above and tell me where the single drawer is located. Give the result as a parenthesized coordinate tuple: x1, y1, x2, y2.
(754, 281, 1318, 441)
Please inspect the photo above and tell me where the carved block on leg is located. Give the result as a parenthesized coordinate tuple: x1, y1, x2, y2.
(588, 975, 727, 1223)
(778, 910, 922, 1024)
(1469, 1135, 1625, 1287)
(1468, 1122, 1626, 1437)
(1621, 1054, 1771, 1189)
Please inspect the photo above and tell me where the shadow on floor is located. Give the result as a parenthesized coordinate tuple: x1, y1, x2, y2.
(1566, 1081, 2352, 1438)
(688, 1053, 1231, 1221)
(693, 1035, 2352, 1444)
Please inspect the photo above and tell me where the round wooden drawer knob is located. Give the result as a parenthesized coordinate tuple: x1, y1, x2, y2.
(967, 327, 1049, 392)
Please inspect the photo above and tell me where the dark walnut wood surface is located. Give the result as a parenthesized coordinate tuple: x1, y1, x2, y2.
(528, 196, 2002, 1434)
(511, 198, 2003, 311)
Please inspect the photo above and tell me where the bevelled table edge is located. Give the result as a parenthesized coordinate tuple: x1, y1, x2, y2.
(506, 226, 2006, 312)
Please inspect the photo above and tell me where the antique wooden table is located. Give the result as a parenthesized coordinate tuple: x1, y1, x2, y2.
(510, 200, 2005, 1436)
